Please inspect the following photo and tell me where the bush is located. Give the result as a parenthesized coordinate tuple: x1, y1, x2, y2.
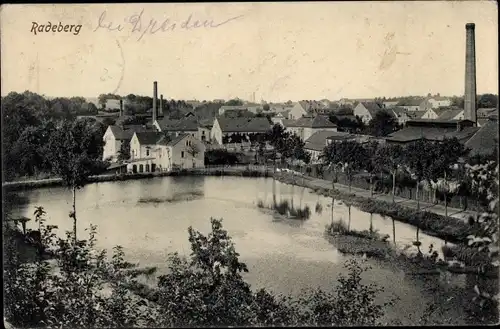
(205, 149, 240, 166)
(4, 210, 395, 327)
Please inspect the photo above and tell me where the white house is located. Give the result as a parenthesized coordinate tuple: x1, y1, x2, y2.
(427, 96, 452, 109)
(104, 99, 121, 111)
(282, 115, 337, 141)
(155, 134, 206, 171)
(218, 105, 248, 115)
(389, 108, 410, 126)
(288, 102, 309, 120)
(353, 102, 382, 124)
(271, 112, 287, 126)
(421, 108, 453, 120)
(126, 132, 206, 173)
(102, 125, 150, 162)
(382, 101, 399, 109)
(211, 117, 271, 145)
(130, 131, 164, 161)
(398, 99, 424, 112)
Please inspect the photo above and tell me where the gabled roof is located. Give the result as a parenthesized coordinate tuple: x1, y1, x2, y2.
(391, 107, 407, 117)
(284, 115, 336, 128)
(216, 117, 271, 133)
(357, 102, 382, 117)
(157, 117, 199, 131)
(465, 118, 498, 156)
(399, 99, 424, 106)
(430, 107, 452, 117)
(134, 131, 164, 145)
(386, 125, 479, 143)
(199, 118, 214, 128)
(438, 109, 464, 121)
(325, 132, 373, 143)
(157, 133, 190, 147)
(298, 100, 325, 111)
(108, 125, 151, 140)
(305, 131, 349, 151)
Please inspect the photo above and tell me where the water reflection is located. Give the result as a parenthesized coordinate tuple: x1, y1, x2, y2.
(9, 176, 471, 324)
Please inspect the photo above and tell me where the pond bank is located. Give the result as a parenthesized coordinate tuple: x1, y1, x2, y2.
(2, 166, 273, 192)
(324, 221, 497, 279)
(275, 172, 475, 245)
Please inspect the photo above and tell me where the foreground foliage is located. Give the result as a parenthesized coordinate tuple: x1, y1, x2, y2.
(4, 209, 395, 327)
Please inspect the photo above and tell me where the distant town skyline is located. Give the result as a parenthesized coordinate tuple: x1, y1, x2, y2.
(1, 2, 498, 102)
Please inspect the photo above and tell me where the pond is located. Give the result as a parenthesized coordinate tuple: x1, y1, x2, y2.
(9, 175, 470, 325)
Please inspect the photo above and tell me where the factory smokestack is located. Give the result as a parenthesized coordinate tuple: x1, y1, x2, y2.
(464, 23, 477, 125)
(119, 99, 123, 117)
(159, 94, 164, 117)
(153, 81, 158, 123)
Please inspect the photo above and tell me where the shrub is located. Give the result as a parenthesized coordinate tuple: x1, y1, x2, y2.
(4, 210, 396, 327)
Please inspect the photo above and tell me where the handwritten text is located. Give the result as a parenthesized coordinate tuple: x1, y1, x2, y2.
(93, 9, 244, 41)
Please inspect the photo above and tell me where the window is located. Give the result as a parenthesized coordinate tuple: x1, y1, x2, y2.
(181, 151, 185, 158)
(146, 149, 150, 156)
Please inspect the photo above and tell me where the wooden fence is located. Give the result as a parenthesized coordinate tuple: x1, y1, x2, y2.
(294, 163, 484, 213)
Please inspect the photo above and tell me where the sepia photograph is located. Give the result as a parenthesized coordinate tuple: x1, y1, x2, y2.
(1, 1, 499, 327)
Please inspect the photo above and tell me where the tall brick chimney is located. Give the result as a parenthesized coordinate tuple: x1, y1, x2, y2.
(119, 99, 123, 117)
(464, 23, 477, 125)
(159, 94, 164, 117)
(153, 81, 158, 123)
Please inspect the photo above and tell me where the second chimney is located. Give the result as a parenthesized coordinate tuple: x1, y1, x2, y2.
(119, 99, 123, 117)
(153, 81, 158, 123)
(159, 94, 164, 117)
(464, 23, 477, 125)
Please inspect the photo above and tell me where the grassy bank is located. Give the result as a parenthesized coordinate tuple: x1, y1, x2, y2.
(2, 167, 273, 192)
(276, 173, 474, 245)
(325, 220, 392, 259)
(325, 219, 498, 278)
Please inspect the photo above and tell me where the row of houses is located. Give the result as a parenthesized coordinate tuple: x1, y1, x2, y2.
(299, 116, 497, 165)
(337, 94, 452, 111)
(352, 101, 497, 127)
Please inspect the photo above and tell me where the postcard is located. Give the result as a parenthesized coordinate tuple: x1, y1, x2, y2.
(2, 2, 499, 328)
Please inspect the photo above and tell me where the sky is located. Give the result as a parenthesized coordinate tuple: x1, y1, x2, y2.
(1, 1, 498, 102)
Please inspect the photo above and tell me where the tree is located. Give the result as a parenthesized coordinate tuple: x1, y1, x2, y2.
(47, 120, 107, 242)
(402, 139, 436, 247)
(326, 140, 366, 192)
(154, 218, 394, 326)
(117, 140, 131, 161)
(464, 162, 499, 323)
(427, 138, 470, 217)
(363, 141, 380, 197)
(264, 124, 290, 204)
(4, 208, 155, 328)
(477, 94, 498, 109)
(320, 141, 365, 225)
(451, 96, 464, 108)
(374, 144, 404, 203)
(403, 139, 435, 211)
(367, 110, 399, 137)
(225, 98, 244, 106)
